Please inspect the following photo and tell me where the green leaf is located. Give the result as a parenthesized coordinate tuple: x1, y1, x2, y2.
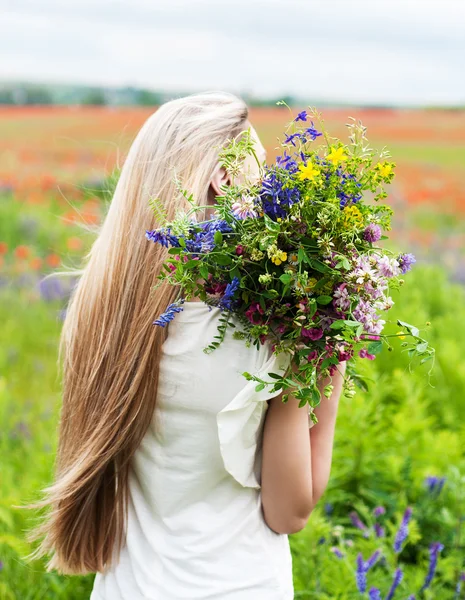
(255, 383, 266, 392)
(279, 273, 293, 285)
(267, 372, 282, 380)
(298, 247, 310, 264)
(330, 320, 346, 330)
(214, 230, 223, 245)
(309, 259, 331, 273)
(263, 213, 281, 232)
(397, 319, 420, 338)
(316, 295, 333, 305)
(184, 259, 200, 268)
(199, 265, 209, 279)
(178, 236, 186, 248)
(367, 341, 383, 354)
(416, 341, 429, 353)
(167, 247, 180, 255)
(214, 254, 233, 265)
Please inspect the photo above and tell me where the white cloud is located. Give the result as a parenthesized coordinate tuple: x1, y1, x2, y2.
(1, 0, 464, 105)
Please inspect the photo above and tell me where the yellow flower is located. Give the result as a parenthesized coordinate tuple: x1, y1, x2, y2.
(271, 250, 287, 266)
(377, 162, 393, 177)
(396, 331, 406, 340)
(326, 146, 348, 166)
(343, 205, 364, 228)
(297, 162, 321, 182)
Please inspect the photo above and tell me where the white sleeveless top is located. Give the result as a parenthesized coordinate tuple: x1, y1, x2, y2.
(90, 301, 294, 600)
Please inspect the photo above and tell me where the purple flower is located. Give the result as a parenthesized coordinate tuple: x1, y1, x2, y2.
(305, 123, 322, 140)
(295, 110, 308, 122)
(374, 523, 385, 538)
(330, 546, 344, 558)
(363, 223, 382, 243)
(424, 476, 446, 495)
(355, 553, 367, 593)
(349, 510, 367, 532)
(373, 506, 386, 517)
(421, 542, 444, 591)
(301, 327, 324, 341)
(398, 253, 416, 274)
(394, 506, 413, 553)
(324, 502, 333, 516)
(145, 227, 181, 248)
(368, 588, 382, 600)
(375, 254, 401, 278)
(455, 572, 465, 599)
(218, 276, 240, 311)
(385, 568, 403, 600)
(153, 300, 184, 327)
(365, 550, 381, 571)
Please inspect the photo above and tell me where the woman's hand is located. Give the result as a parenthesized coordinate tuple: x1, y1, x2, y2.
(260, 361, 347, 535)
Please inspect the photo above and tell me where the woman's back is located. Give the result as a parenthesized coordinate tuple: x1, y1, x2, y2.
(90, 301, 294, 600)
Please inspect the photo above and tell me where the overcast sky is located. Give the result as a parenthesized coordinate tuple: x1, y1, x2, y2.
(1, 0, 464, 106)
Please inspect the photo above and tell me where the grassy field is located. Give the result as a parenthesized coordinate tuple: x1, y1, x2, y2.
(1, 106, 464, 599)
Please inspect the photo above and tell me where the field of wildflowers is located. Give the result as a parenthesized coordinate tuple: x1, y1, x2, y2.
(0, 106, 464, 599)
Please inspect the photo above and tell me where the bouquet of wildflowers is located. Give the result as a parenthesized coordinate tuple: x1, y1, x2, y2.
(145, 106, 434, 422)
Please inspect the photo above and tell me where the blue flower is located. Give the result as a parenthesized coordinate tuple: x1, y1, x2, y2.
(368, 588, 382, 600)
(372, 505, 386, 517)
(393, 506, 412, 553)
(421, 542, 444, 591)
(355, 553, 367, 593)
(146, 227, 181, 248)
(386, 568, 403, 600)
(295, 110, 308, 122)
(184, 219, 233, 254)
(330, 547, 344, 558)
(455, 572, 465, 599)
(305, 122, 322, 140)
(398, 253, 416, 274)
(284, 132, 306, 147)
(324, 502, 333, 516)
(374, 523, 385, 538)
(218, 276, 240, 311)
(424, 475, 446, 495)
(259, 167, 300, 220)
(365, 549, 381, 571)
(153, 300, 184, 327)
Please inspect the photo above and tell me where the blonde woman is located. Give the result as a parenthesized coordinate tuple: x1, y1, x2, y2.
(29, 92, 346, 599)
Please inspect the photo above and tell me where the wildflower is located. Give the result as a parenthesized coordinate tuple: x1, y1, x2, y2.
(287, 252, 299, 266)
(294, 110, 307, 122)
(330, 547, 344, 558)
(421, 542, 444, 591)
(218, 277, 240, 311)
(0, 241, 8, 254)
(333, 282, 351, 311)
(231, 195, 259, 219)
(373, 523, 385, 537)
(245, 302, 265, 325)
(393, 506, 412, 553)
(396, 331, 406, 340)
(365, 550, 381, 571)
(349, 511, 368, 532)
(373, 506, 386, 517)
(363, 223, 382, 243)
(305, 123, 322, 140)
(258, 273, 272, 285)
(153, 301, 184, 327)
(267, 243, 287, 266)
(326, 146, 348, 166)
(424, 475, 446, 495)
(324, 502, 333, 516)
(455, 572, 465, 598)
(297, 162, 321, 182)
(375, 254, 401, 278)
(146, 227, 181, 248)
(385, 568, 403, 600)
(368, 589, 382, 600)
(235, 245, 244, 255)
(355, 553, 367, 593)
(260, 167, 300, 220)
(301, 327, 324, 341)
(250, 248, 264, 261)
(376, 162, 393, 178)
(343, 205, 364, 228)
(397, 252, 416, 274)
(307, 349, 318, 362)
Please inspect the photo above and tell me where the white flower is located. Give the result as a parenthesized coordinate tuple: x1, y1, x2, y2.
(231, 195, 259, 219)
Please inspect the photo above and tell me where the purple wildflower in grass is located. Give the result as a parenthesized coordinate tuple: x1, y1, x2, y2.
(153, 300, 184, 327)
(373, 505, 386, 517)
(398, 252, 416, 274)
(324, 502, 333, 516)
(368, 588, 382, 600)
(385, 568, 403, 600)
(284, 132, 305, 146)
(218, 277, 240, 311)
(374, 523, 385, 538)
(365, 549, 381, 571)
(455, 572, 465, 599)
(355, 552, 367, 593)
(363, 223, 382, 243)
(295, 110, 307, 122)
(424, 475, 446, 495)
(421, 542, 444, 591)
(317, 536, 326, 545)
(349, 510, 368, 532)
(408, 596, 416, 600)
(330, 546, 344, 558)
(393, 506, 413, 553)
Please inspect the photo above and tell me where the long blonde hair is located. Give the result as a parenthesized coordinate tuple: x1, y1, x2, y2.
(27, 91, 249, 574)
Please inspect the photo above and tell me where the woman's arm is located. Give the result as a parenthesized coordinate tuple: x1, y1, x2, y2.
(260, 361, 347, 534)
